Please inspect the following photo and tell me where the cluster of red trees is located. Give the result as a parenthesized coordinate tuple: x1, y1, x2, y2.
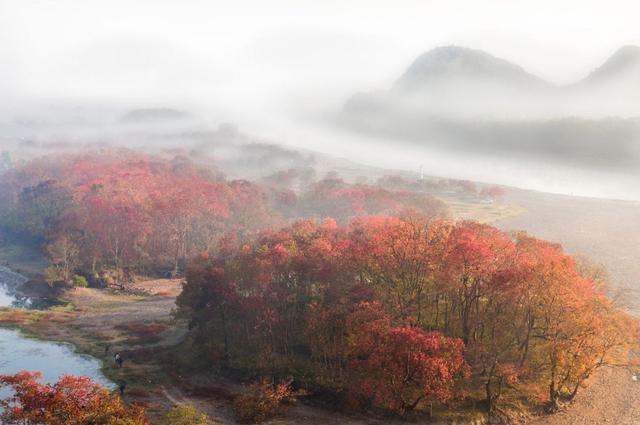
(0, 371, 147, 424)
(266, 177, 449, 224)
(0, 153, 453, 285)
(0, 151, 278, 284)
(377, 175, 505, 200)
(176, 215, 635, 417)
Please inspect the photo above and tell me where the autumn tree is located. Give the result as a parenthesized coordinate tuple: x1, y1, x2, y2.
(176, 216, 636, 418)
(44, 235, 80, 285)
(176, 255, 241, 364)
(348, 316, 468, 416)
(0, 371, 148, 424)
(295, 178, 448, 224)
(10, 180, 73, 241)
(514, 234, 638, 411)
(348, 215, 451, 327)
(0, 150, 280, 279)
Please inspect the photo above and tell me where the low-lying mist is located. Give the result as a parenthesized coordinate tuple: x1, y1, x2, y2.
(2, 103, 640, 202)
(3, 43, 640, 202)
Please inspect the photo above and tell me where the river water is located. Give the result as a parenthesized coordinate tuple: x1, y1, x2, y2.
(0, 267, 112, 389)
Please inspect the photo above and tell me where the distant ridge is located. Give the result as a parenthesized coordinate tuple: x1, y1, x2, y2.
(394, 45, 550, 92)
(392, 44, 640, 90)
(580, 45, 640, 85)
(343, 44, 640, 117)
(121, 108, 190, 123)
(340, 45, 640, 169)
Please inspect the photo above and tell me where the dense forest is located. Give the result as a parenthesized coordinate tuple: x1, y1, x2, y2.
(0, 150, 446, 285)
(0, 150, 635, 423)
(175, 216, 635, 418)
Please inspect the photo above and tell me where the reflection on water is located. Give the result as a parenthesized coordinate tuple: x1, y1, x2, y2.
(0, 267, 113, 397)
(0, 328, 113, 389)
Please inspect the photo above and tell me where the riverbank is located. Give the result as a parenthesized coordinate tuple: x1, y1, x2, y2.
(0, 284, 186, 422)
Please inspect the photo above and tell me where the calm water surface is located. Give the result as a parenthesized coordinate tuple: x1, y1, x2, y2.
(0, 268, 112, 391)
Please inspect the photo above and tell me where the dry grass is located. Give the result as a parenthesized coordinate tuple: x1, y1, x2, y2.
(115, 322, 168, 335)
(126, 387, 152, 399)
(115, 322, 169, 345)
(128, 279, 183, 297)
(438, 195, 526, 223)
(0, 307, 74, 325)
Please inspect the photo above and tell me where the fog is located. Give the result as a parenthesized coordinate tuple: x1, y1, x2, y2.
(2, 0, 640, 200)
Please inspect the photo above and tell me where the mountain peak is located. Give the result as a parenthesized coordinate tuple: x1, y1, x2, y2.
(394, 45, 548, 91)
(583, 45, 640, 83)
(612, 45, 640, 59)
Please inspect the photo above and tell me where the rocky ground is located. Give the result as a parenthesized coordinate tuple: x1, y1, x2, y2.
(530, 367, 640, 425)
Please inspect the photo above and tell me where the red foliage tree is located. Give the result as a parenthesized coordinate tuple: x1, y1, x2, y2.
(0, 150, 280, 279)
(348, 324, 468, 416)
(0, 371, 148, 424)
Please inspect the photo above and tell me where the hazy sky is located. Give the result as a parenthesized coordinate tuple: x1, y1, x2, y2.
(2, 0, 640, 200)
(2, 0, 640, 125)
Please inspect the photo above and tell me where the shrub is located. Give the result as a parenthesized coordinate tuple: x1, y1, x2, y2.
(163, 405, 213, 425)
(114, 322, 168, 345)
(233, 379, 296, 424)
(72, 274, 88, 287)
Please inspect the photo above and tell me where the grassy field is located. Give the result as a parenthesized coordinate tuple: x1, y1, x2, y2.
(438, 195, 525, 223)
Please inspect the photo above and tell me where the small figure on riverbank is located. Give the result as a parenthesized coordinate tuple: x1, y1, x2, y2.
(118, 380, 127, 396)
(104, 344, 110, 355)
(114, 352, 123, 368)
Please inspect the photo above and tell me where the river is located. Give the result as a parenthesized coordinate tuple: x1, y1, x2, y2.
(0, 267, 112, 389)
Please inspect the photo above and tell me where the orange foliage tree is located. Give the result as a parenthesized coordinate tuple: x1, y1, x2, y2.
(0, 371, 148, 424)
